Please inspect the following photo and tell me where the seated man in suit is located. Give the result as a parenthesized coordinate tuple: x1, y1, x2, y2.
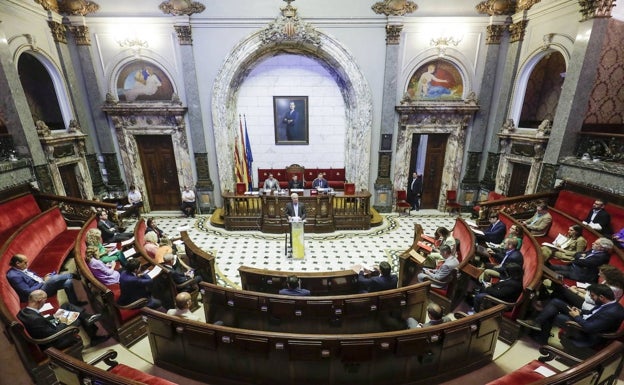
(548, 238, 613, 283)
(356, 261, 398, 293)
(117, 259, 163, 310)
(518, 283, 624, 347)
(96, 210, 133, 243)
(278, 275, 311, 296)
(17, 290, 106, 349)
(417, 245, 459, 288)
(166, 292, 200, 321)
(7, 254, 85, 306)
(481, 237, 523, 282)
(162, 253, 202, 292)
(476, 212, 507, 244)
(407, 302, 450, 328)
(582, 199, 613, 236)
(263, 173, 280, 191)
(473, 263, 523, 312)
(521, 201, 552, 236)
(288, 174, 304, 189)
(311, 172, 328, 189)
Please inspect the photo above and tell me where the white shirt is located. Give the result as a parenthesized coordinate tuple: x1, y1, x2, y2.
(182, 190, 195, 203)
(128, 189, 142, 204)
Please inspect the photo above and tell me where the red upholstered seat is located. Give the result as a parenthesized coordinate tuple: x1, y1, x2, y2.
(445, 190, 461, 215)
(110, 364, 178, 385)
(486, 359, 559, 385)
(395, 190, 411, 215)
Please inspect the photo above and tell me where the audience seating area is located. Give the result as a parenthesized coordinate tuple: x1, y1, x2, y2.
(257, 164, 347, 190)
(142, 304, 505, 385)
(239, 265, 359, 295)
(201, 281, 429, 333)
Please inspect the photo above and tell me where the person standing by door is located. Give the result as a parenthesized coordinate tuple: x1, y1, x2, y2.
(408, 172, 423, 211)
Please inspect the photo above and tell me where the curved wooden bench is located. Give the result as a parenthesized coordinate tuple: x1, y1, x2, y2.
(142, 304, 505, 385)
(201, 281, 429, 333)
(74, 216, 147, 347)
(239, 265, 359, 295)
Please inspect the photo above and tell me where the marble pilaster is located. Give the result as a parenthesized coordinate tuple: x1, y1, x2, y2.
(102, 153, 124, 188)
(174, 24, 213, 192)
(34, 164, 54, 193)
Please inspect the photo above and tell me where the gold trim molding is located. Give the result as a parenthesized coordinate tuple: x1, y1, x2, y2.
(476, 0, 515, 16)
(159, 0, 206, 16)
(174, 25, 193, 45)
(371, 0, 417, 16)
(486, 24, 506, 45)
(47, 21, 67, 44)
(509, 20, 528, 43)
(70, 25, 90, 45)
(386, 25, 403, 45)
(260, 1, 321, 47)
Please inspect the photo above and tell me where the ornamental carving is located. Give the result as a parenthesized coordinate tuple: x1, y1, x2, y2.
(47, 21, 67, 44)
(159, 0, 206, 16)
(486, 24, 506, 45)
(174, 25, 193, 45)
(386, 25, 403, 45)
(476, 0, 515, 16)
(58, 0, 99, 16)
(34, 0, 59, 12)
(371, 0, 417, 16)
(70, 25, 90, 45)
(260, 1, 321, 47)
(578, 0, 615, 21)
(509, 20, 528, 43)
(517, 0, 541, 11)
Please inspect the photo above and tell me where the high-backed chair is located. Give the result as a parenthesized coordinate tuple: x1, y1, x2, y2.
(395, 190, 411, 215)
(285, 163, 305, 188)
(445, 190, 461, 215)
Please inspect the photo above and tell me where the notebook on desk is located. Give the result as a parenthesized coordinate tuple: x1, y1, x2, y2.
(409, 249, 426, 264)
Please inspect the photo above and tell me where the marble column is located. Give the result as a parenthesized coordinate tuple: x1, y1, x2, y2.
(488, 18, 528, 194)
(373, 23, 402, 213)
(64, 18, 115, 194)
(174, 25, 214, 194)
(540, 11, 612, 189)
(0, 21, 47, 165)
(462, 23, 507, 194)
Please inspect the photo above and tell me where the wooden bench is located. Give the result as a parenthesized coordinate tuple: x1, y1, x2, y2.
(486, 341, 624, 385)
(74, 216, 147, 347)
(239, 265, 359, 295)
(201, 281, 429, 333)
(258, 164, 347, 190)
(46, 347, 178, 385)
(480, 212, 544, 344)
(399, 218, 477, 314)
(142, 304, 505, 385)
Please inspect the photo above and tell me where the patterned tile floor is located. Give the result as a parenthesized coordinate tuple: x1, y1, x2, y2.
(139, 209, 458, 289)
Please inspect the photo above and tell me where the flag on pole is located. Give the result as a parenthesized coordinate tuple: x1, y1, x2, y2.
(244, 115, 254, 190)
(234, 116, 246, 186)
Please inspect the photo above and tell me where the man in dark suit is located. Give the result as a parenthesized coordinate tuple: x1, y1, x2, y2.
(481, 238, 524, 282)
(356, 261, 398, 293)
(117, 259, 163, 310)
(407, 172, 423, 211)
(285, 193, 306, 220)
(288, 175, 304, 189)
(162, 253, 202, 292)
(96, 210, 133, 243)
(282, 101, 299, 140)
(518, 284, 624, 346)
(477, 213, 507, 244)
(474, 263, 523, 312)
(311, 173, 328, 189)
(17, 290, 106, 349)
(582, 199, 613, 236)
(279, 275, 311, 296)
(548, 238, 613, 283)
(7, 254, 84, 306)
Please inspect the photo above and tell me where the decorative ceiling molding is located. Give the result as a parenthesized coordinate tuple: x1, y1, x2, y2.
(371, 0, 417, 16)
(159, 0, 206, 16)
(476, 0, 516, 16)
(260, 1, 321, 47)
(34, 0, 99, 16)
(517, 0, 541, 11)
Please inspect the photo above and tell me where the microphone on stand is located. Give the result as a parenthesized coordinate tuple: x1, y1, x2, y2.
(284, 231, 288, 256)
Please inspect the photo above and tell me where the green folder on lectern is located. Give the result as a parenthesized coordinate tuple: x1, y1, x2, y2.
(291, 220, 305, 259)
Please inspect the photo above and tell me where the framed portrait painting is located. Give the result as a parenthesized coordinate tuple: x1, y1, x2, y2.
(273, 96, 309, 145)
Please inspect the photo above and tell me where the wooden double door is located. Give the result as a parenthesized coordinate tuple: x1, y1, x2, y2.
(135, 135, 181, 211)
(409, 134, 447, 209)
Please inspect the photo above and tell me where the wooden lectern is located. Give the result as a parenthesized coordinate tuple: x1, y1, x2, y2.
(290, 219, 305, 259)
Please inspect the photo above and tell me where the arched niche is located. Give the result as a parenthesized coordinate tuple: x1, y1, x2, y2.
(212, 29, 373, 193)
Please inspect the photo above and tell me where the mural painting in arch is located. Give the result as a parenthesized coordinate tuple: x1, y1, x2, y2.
(407, 60, 463, 100)
(116, 60, 174, 102)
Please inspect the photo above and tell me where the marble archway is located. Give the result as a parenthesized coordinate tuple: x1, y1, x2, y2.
(212, 7, 373, 194)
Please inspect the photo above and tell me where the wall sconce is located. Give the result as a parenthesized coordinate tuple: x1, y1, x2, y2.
(430, 36, 462, 57)
(117, 37, 148, 57)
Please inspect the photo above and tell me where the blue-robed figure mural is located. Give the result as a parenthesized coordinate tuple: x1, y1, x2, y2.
(407, 60, 463, 100)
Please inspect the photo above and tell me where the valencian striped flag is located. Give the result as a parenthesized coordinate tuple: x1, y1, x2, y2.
(244, 115, 254, 190)
(234, 116, 247, 187)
